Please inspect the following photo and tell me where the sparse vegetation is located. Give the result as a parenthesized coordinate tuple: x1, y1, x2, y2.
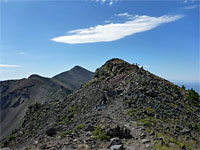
(127, 109, 134, 116)
(93, 125, 110, 141)
(74, 124, 85, 132)
(7, 133, 14, 141)
(187, 88, 199, 106)
(68, 106, 77, 113)
(181, 85, 185, 90)
(194, 123, 200, 133)
(60, 130, 73, 137)
(172, 85, 180, 94)
(152, 144, 170, 150)
(138, 119, 151, 127)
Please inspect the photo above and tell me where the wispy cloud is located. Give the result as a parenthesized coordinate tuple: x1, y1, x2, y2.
(115, 13, 133, 19)
(109, 0, 118, 5)
(19, 52, 25, 55)
(183, 0, 198, 3)
(182, 4, 199, 9)
(51, 14, 184, 44)
(94, 0, 118, 5)
(0, 64, 22, 68)
(144, 65, 150, 69)
(104, 20, 111, 23)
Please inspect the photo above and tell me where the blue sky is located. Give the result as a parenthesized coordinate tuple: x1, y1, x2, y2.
(0, 0, 199, 83)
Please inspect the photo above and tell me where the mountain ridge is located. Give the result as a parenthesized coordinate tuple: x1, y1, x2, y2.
(1, 58, 200, 150)
(0, 66, 94, 140)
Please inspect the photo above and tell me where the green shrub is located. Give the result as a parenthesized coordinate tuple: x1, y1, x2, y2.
(93, 125, 110, 141)
(93, 125, 101, 136)
(68, 106, 76, 112)
(127, 110, 134, 116)
(181, 85, 185, 90)
(152, 144, 169, 150)
(138, 119, 151, 127)
(74, 124, 85, 132)
(7, 134, 14, 141)
(172, 85, 180, 94)
(194, 124, 200, 133)
(60, 130, 73, 136)
(97, 132, 110, 141)
(187, 88, 199, 106)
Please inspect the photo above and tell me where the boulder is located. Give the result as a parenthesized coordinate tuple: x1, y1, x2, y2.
(107, 125, 132, 138)
(85, 125, 94, 132)
(142, 139, 150, 144)
(108, 137, 122, 146)
(109, 145, 123, 150)
(46, 128, 56, 136)
(108, 137, 124, 150)
(77, 144, 89, 150)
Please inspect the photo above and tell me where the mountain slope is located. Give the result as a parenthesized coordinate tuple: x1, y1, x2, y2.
(53, 65, 94, 90)
(0, 75, 72, 139)
(1, 59, 200, 150)
(0, 66, 94, 140)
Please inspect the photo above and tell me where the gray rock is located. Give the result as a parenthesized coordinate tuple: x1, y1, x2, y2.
(108, 137, 124, 150)
(109, 137, 122, 145)
(107, 125, 132, 138)
(140, 133, 146, 139)
(142, 139, 150, 144)
(110, 145, 123, 150)
(77, 144, 89, 150)
(40, 144, 47, 149)
(145, 144, 150, 148)
(46, 128, 56, 136)
(126, 146, 136, 150)
(149, 131, 155, 136)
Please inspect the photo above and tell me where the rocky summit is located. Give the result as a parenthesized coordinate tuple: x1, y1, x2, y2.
(1, 58, 200, 150)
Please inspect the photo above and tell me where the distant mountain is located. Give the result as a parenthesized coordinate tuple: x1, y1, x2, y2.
(0, 66, 94, 139)
(2, 59, 199, 150)
(53, 65, 94, 90)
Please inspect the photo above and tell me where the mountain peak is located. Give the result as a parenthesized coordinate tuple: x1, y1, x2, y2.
(53, 66, 94, 90)
(94, 58, 134, 79)
(70, 65, 86, 71)
(104, 58, 130, 65)
(28, 74, 44, 79)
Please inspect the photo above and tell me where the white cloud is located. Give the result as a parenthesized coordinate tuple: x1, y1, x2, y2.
(51, 14, 184, 44)
(182, 4, 199, 9)
(94, 0, 118, 5)
(184, 0, 198, 3)
(115, 13, 133, 19)
(0, 64, 22, 68)
(144, 65, 150, 69)
(19, 52, 25, 55)
(104, 20, 111, 23)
